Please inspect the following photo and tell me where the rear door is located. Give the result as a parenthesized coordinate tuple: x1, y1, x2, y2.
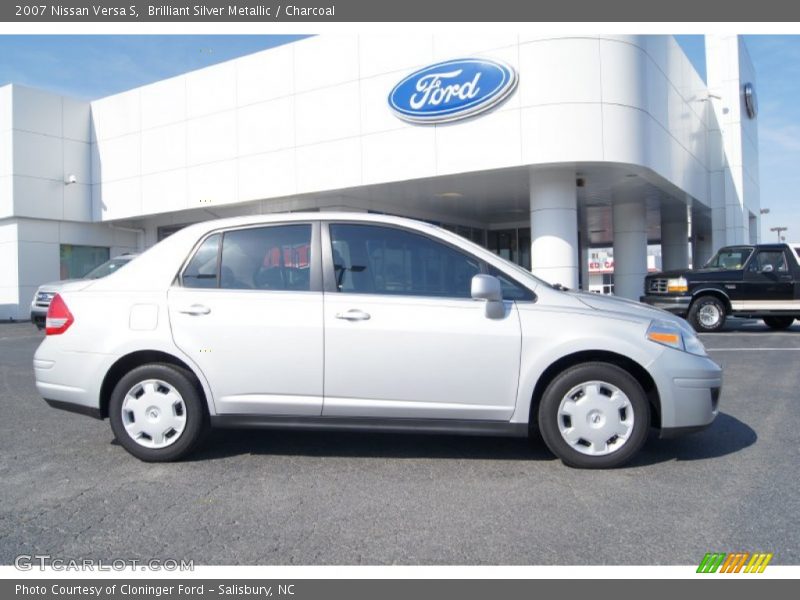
(321, 222, 522, 421)
(168, 222, 324, 416)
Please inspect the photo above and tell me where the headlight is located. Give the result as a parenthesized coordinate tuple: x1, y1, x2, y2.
(666, 277, 688, 293)
(646, 319, 707, 356)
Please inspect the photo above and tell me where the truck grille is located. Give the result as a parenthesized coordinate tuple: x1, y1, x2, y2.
(647, 278, 668, 294)
(35, 291, 55, 306)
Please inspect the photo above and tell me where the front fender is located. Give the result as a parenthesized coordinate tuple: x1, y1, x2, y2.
(511, 306, 662, 423)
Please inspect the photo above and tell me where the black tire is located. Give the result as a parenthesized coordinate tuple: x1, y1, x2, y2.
(109, 363, 208, 462)
(688, 295, 727, 333)
(537, 362, 650, 469)
(763, 316, 795, 330)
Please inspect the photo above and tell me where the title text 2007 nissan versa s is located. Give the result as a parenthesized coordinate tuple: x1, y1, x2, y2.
(34, 213, 722, 468)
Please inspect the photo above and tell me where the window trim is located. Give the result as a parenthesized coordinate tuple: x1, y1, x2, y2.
(177, 221, 322, 293)
(321, 221, 537, 302)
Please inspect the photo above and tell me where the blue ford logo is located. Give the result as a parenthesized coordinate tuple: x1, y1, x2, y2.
(388, 58, 518, 124)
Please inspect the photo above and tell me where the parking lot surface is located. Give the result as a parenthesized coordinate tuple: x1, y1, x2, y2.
(1, 320, 798, 565)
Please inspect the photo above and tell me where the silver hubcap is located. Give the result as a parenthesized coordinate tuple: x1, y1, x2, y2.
(698, 304, 721, 328)
(557, 381, 634, 456)
(121, 379, 187, 449)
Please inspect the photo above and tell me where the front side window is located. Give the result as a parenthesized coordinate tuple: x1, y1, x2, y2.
(748, 250, 788, 273)
(220, 225, 312, 291)
(487, 266, 535, 301)
(329, 224, 481, 298)
(704, 247, 753, 270)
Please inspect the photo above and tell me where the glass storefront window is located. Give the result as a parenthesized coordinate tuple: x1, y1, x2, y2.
(488, 227, 531, 269)
(59, 245, 111, 279)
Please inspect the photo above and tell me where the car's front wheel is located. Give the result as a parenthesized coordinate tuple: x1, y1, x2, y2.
(537, 362, 650, 469)
(109, 363, 208, 462)
(688, 295, 727, 332)
(763, 316, 795, 330)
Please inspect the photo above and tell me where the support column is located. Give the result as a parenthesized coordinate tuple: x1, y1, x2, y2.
(660, 204, 690, 272)
(530, 169, 578, 289)
(578, 206, 591, 291)
(612, 192, 647, 300)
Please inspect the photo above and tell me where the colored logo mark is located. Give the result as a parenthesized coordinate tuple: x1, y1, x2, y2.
(388, 58, 518, 124)
(697, 552, 773, 573)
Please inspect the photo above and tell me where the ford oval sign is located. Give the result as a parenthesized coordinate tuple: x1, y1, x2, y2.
(388, 58, 518, 124)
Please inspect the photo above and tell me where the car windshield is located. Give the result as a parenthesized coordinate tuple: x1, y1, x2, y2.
(434, 226, 550, 289)
(703, 247, 753, 270)
(83, 257, 133, 279)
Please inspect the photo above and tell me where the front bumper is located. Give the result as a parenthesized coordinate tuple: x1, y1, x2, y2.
(650, 349, 722, 436)
(640, 295, 691, 315)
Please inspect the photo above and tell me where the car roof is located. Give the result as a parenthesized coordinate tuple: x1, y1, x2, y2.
(179, 211, 443, 235)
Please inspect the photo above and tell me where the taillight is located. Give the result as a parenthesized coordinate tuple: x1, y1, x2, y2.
(45, 294, 74, 335)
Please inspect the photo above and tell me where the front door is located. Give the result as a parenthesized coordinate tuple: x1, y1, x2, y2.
(737, 248, 795, 310)
(322, 223, 522, 421)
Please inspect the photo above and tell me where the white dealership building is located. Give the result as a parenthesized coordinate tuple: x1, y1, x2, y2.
(0, 34, 760, 320)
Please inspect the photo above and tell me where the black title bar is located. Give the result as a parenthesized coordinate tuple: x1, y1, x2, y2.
(4, 0, 800, 22)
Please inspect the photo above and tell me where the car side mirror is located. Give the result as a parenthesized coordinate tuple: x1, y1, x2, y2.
(761, 264, 774, 273)
(471, 274, 505, 319)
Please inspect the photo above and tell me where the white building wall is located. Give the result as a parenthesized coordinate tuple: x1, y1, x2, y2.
(0, 86, 13, 219)
(90, 35, 714, 223)
(0, 221, 19, 319)
(7, 85, 93, 222)
(0, 85, 141, 319)
(0, 217, 138, 320)
(706, 35, 760, 245)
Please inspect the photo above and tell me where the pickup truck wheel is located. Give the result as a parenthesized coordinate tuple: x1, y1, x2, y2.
(109, 363, 208, 462)
(763, 316, 795, 330)
(537, 362, 650, 469)
(688, 296, 727, 332)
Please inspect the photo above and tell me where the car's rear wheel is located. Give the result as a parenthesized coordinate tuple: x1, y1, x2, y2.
(688, 296, 727, 332)
(538, 362, 650, 469)
(109, 363, 208, 462)
(763, 316, 795, 330)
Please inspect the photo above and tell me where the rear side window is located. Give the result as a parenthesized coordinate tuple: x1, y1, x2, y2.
(182, 234, 220, 288)
(748, 250, 788, 273)
(330, 224, 481, 298)
(220, 225, 312, 291)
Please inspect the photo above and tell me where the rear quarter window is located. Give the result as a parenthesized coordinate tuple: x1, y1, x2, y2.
(182, 234, 221, 288)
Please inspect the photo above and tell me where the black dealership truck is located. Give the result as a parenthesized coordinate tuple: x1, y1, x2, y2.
(641, 243, 800, 332)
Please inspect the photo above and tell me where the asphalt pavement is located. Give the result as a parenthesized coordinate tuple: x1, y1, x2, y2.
(0, 320, 797, 565)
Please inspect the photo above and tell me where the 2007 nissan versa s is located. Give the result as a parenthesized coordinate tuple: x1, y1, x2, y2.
(34, 213, 722, 468)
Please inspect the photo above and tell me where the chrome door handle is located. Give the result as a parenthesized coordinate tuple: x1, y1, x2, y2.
(179, 304, 211, 316)
(335, 309, 371, 321)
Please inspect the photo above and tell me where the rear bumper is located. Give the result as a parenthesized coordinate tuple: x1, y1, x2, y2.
(640, 295, 691, 315)
(34, 345, 113, 417)
(44, 399, 103, 420)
